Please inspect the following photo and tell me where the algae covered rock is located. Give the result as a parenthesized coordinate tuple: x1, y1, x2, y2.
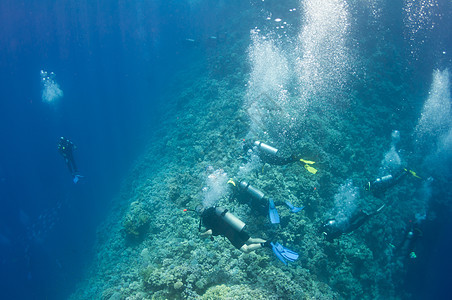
(202, 284, 275, 300)
(122, 201, 151, 240)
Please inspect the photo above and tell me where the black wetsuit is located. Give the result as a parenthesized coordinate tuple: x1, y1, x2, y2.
(259, 152, 298, 166)
(397, 225, 422, 259)
(321, 206, 383, 242)
(366, 169, 409, 197)
(58, 138, 77, 175)
(201, 207, 250, 249)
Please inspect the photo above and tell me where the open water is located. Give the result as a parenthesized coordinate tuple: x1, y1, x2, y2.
(0, 1, 450, 299)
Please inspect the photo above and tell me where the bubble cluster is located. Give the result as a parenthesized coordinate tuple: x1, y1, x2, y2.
(414, 69, 451, 149)
(244, 0, 353, 144)
(40, 70, 64, 103)
(295, 0, 351, 103)
(403, 0, 440, 56)
(332, 179, 359, 229)
(202, 168, 229, 208)
(381, 130, 403, 173)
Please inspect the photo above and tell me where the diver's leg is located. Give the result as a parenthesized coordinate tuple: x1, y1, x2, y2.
(66, 159, 74, 175)
(239, 243, 263, 253)
(246, 237, 266, 244)
(70, 157, 78, 173)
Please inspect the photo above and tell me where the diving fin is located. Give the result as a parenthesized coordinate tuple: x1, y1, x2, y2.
(270, 242, 299, 265)
(268, 198, 280, 224)
(300, 158, 317, 174)
(271, 242, 287, 265)
(285, 200, 304, 213)
(304, 164, 318, 174)
(299, 158, 315, 164)
(404, 168, 422, 179)
(73, 174, 83, 184)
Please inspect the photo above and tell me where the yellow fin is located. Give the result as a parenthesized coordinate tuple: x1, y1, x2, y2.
(300, 158, 315, 165)
(227, 179, 236, 186)
(304, 164, 318, 174)
(409, 170, 422, 179)
(405, 168, 422, 179)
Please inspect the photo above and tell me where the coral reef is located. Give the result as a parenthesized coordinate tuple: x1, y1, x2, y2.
(122, 201, 151, 240)
(68, 1, 450, 300)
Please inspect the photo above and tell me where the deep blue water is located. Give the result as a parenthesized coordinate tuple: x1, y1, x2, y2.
(0, 0, 451, 299)
(0, 1, 225, 298)
(404, 201, 452, 300)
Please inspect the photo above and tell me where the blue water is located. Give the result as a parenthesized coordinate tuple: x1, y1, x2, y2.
(404, 202, 452, 299)
(1, 0, 451, 299)
(0, 1, 209, 298)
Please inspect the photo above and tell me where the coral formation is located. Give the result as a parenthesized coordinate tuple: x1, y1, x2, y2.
(122, 201, 151, 240)
(68, 1, 450, 299)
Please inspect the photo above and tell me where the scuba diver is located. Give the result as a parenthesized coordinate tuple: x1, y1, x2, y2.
(364, 168, 421, 197)
(320, 204, 385, 242)
(243, 140, 317, 174)
(228, 179, 303, 225)
(395, 220, 423, 260)
(193, 206, 299, 265)
(57, 137, 83, 183)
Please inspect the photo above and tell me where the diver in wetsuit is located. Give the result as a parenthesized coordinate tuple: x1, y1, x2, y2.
(199, 206, 266, 253)
(396, 221, 422, 260)
(243, 140, 298, 166)
(320, 204, 385, 242)
(243, 140, 317, 174)
(57, 137, 82, 183)
(364, 169, 411, 197)
(196, 206, 299, 264)
(228, 179, 303, 225)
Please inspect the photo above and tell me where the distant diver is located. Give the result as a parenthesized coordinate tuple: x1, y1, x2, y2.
(57, 137, 83, 183)
(320, 204, 385, 242)
(395, 220, 423, 260)
(189, 206, 299, 265)
(243, 140, 317, 174)
(227, 179, 303, 225)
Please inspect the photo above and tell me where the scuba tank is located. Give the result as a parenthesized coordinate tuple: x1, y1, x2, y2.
(254, 141, 279, 156)
(370, 174, 394, 191)
(254, 141, 298, 166)
(237, 180, 272, 218)
(214, 207, 246, 232)
(366, 170, 409, 195)
(238, 180, 265, 201)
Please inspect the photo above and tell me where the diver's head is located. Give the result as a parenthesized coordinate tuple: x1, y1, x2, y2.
(322, 219, 338, 230)
(195, 204, 205, 216)
(320, 218, 343, 241)
(391, 130, 400, 145)
(364, 181, 371, 192)
(242, 139, 254, 152)
(183, 204, 205, 216)
(407, 230, 414, 239)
